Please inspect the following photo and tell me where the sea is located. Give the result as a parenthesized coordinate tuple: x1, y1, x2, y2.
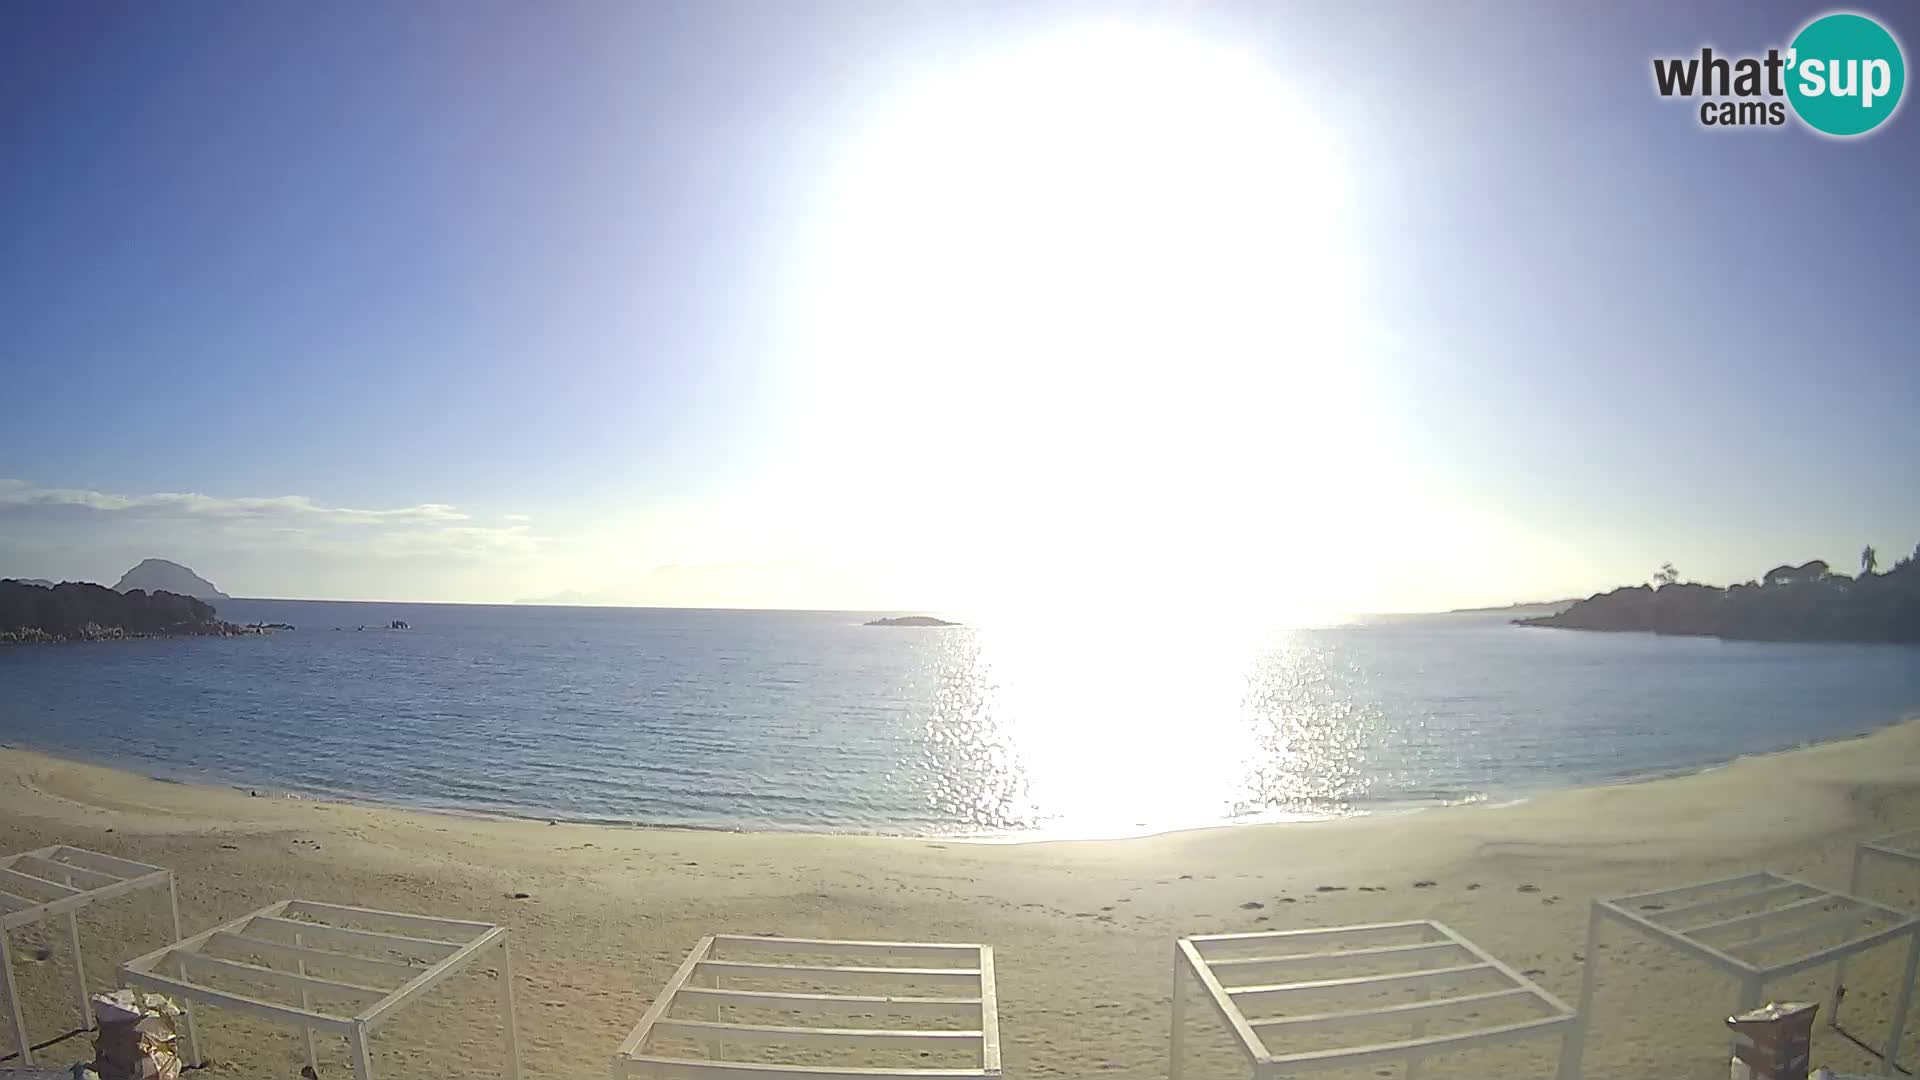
(2, 600, 1917, 839)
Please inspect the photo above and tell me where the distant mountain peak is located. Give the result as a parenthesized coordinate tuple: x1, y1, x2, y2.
(113, 559, 229, 601)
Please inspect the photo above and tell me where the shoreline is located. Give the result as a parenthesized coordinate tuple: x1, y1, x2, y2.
(7, 722, 1920, 1076)
(10, 709, 1920, 855)
(7, 705, 1913, 844)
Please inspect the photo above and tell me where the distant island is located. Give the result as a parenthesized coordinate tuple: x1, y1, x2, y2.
(864, 615, 960, 627)
(113, 558, 229, 600)
(1518, 545, 1920, 643)
(0, 579, 243, 644)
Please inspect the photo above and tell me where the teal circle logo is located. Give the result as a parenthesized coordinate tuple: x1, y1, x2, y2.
(1786, 12, 1905, 136)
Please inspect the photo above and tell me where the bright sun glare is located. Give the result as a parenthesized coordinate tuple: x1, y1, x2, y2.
(786, 22, 1386, 624)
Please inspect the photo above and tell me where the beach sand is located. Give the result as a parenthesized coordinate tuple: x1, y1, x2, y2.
(3, 719, 1920, 1079)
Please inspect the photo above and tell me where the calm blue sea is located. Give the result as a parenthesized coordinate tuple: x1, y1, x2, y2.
(2, 601, 1917, 838)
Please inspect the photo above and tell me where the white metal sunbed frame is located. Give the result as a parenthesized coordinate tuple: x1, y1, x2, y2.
(1832, 828, 1920, 1037)
(1572, 871, 1920, 1078)
(121, 899, 520, 1080)
(0, 844, 189, 1066)
(1170, 920, 1580, 1079)
(613, 934, 1001, 1080)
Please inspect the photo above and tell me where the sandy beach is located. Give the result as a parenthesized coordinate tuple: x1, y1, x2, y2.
(3, 719, 1919, 1079)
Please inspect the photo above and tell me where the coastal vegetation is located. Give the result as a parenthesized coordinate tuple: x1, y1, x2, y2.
(0, 579, 238, 643)
(1518, 543, 1920, 642)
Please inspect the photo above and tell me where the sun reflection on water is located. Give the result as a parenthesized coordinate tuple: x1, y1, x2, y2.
(910, 620, 1390, 838)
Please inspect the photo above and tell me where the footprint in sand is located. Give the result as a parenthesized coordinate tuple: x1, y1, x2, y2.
(1413, 880, 1437, 888)
(1517, 884, 1541, 893)
(1316, 885, 1346, 892)
(1240, 901, 1264, 910)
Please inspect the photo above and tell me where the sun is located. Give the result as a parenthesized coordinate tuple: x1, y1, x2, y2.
(780, 20, 1384, 624)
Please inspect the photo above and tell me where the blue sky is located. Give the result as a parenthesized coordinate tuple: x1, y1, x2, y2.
(3, 1, 1916, 611)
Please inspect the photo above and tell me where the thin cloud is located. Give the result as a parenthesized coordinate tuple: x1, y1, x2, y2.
(0, 479, 540, 577)
(0, 480, 469, 525)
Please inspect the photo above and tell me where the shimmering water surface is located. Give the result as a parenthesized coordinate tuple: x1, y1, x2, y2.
(2, 601, 1917, 837)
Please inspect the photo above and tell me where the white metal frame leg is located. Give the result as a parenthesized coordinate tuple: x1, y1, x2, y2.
(293, 931, 319, 1074)
(1731, 975, 1764, 1060)
(348, 1022, 375, 1080)
(1882, 934, 1920, 1078)
(1169, 942, 1186, 1080)
(0, 931, 30, 1066)
(166, 875, 201, 1067)
(66, 910, 90, 1031)
(1833, 844, 1867, 1029)
(57, 867, 91, 1032)
(1561, 905, 1602, 1080)
(499, 938, 522, 1080)
(703, 963, 724, 1061)
(1557, 1025, 1581, 1080)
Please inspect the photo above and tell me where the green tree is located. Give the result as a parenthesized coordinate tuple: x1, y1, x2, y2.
(1653, 563, 1679, 587)
(1863, 545, 1878, 576)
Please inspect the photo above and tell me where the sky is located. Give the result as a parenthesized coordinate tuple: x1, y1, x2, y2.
(2, 1, 1917, 617)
